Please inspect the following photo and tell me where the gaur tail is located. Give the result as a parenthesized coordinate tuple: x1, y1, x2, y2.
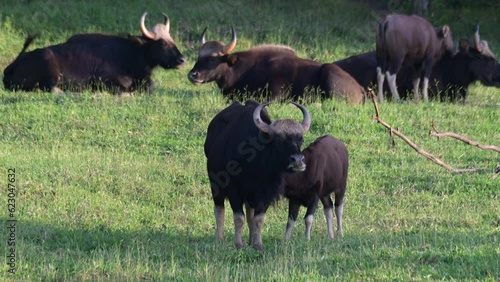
(20, 34, 38, 55)
(375, 19, 389, 69)
(4, 34, 38, 77)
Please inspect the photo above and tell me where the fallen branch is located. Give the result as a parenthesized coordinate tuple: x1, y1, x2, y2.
(368, 89, 478, 174)
(430, 121, 500, 153)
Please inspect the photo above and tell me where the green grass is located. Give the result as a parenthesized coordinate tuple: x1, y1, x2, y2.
(1, 0, 499, 281)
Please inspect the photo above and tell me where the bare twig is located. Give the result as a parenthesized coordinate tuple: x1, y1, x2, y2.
(368, 89, 478, 174)
(390, 128, 395, 147)
(430, 121, 500, 153)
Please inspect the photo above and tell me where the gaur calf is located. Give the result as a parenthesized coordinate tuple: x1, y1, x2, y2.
(283, 135, 348, 239)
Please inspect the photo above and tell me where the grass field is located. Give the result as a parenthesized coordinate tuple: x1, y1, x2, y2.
(1, 0, 499, 281)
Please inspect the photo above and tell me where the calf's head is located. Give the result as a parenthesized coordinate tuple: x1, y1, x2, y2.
(188, 26, 237, 85)
(253, 102, 311, 172)
(137, 12, 186, 69)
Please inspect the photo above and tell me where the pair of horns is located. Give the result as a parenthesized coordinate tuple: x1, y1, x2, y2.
(253, 102, 311, 135)
(200, 26, 237, 55)
(140, 12, 170, 40)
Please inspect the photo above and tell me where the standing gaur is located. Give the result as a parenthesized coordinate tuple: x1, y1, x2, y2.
(204, 100, 311, 250)
(283, 135, 348, 240)
(402, 26, 498, 102)
(336, 26, 498, 102)
(376, 14, 456, 102)
(3, 12, 186, 95)
(188, 27, 364, 104)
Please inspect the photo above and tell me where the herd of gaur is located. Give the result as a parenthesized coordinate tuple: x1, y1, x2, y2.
(2, 12, 498, 250)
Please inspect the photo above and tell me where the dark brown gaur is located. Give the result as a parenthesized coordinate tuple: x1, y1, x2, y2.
(204, 100, 311, 250)
(3, 12, 186, 94)
(283, 135, 348, 240)
(188, 27, 364, 103)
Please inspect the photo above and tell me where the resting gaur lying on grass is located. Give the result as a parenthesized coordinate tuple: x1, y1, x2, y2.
(188, 27, 364, 103)
(3, 12, 186, 95)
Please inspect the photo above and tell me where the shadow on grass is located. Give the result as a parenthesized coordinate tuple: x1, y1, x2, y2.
(9, 218, 498, 280)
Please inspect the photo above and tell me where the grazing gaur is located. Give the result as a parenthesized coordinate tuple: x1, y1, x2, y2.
(376, 14, 455, 102)
(188, 27, 364, 104)
(205, 100, 311, 250)
(336, 26, 498, 101)
(283, 135, 348, 240)
(425, 31, 497, 101)
(3, 12, 186, 94)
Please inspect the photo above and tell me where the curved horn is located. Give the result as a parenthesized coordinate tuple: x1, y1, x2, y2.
(253, 102, 273, 134)
(200, 26, 208, 46)
(162, 13, 170, 33)
(222, 25, 237, 54)
(291, 102, 311, 133)
(473, 24, 483, 53)
(140, 12, 156, 40)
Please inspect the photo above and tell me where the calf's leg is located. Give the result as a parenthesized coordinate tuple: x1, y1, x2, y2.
(335, 202, 344, 238)
(333, 189, 346, 238)
(284, 199, 301, 240)
(320, 196, 334, 238)
(304, 197, 320, 240)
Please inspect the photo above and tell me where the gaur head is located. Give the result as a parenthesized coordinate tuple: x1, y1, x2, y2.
(136, 12, 186, 69)
(187, 26, 237, 85)
(253, 102, 311, 172)
(458, 26, 498, 86)
(436, 25, 456, 56)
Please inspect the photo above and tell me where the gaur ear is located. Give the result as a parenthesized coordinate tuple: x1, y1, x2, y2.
(458, 39, 470, 53)
(441, 25, 450, 38)
(127, 34, 146, 45)
(227, 54, 238, 66)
